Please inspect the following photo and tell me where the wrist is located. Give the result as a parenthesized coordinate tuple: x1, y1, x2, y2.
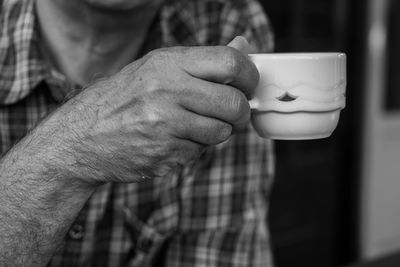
(18, 100, 101, 189)
(0, 106, 98, 265)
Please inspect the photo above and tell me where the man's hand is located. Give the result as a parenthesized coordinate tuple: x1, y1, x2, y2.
(53, 37, 259, 183)
(0, 36, 258, 266)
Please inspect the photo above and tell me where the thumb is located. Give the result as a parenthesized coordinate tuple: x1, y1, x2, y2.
(227, 36, 255, 54)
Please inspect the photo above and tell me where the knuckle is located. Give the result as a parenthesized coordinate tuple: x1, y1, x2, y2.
(146, 107, 161, 123)
(146, 48, 172, 65)
(145, 77, 164, 94)
(143, 77, 175, 101)
(148, 47, 169, 58)
(148, 47, 182, 62)
(137, 106, 169, 135)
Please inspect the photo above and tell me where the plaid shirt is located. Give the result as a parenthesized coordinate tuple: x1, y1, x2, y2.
(0, 0, 275, 266)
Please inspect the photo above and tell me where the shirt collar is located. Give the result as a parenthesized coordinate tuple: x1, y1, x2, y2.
(0, 0, 168, 105)
(0, 0, 199, 106)
(0, 0, 60, 105)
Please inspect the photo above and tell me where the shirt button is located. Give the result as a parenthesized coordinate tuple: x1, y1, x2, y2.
(68, 224, 85, 240)
(137, 238, 153, 253)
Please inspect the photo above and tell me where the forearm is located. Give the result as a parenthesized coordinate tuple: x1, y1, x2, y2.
(0, 111, 96, 266)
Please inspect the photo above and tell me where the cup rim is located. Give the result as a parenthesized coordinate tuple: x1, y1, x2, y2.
(248, 52, 346, 59)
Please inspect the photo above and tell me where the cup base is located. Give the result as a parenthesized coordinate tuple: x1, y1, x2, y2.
(251, 110, 341, 140)
(265, 132, 332, 140)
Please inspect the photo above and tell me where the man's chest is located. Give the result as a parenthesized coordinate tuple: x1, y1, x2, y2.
(0, 83, 59, 155)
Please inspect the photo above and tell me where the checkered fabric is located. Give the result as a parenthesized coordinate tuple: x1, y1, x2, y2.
(0, 0, 275, 266)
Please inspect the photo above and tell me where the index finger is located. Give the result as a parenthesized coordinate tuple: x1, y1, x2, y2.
(176, 46, 259, 99)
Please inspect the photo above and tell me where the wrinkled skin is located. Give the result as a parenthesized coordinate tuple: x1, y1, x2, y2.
(51, 41, 259, 184)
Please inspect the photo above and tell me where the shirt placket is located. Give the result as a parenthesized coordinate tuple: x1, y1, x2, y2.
(122, 207, 169, 267)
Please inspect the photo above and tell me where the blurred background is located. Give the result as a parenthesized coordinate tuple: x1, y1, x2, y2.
(259, 0, 400, 266)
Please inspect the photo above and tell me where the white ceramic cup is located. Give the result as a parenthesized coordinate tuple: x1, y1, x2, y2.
(248, 53, 346, 140)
